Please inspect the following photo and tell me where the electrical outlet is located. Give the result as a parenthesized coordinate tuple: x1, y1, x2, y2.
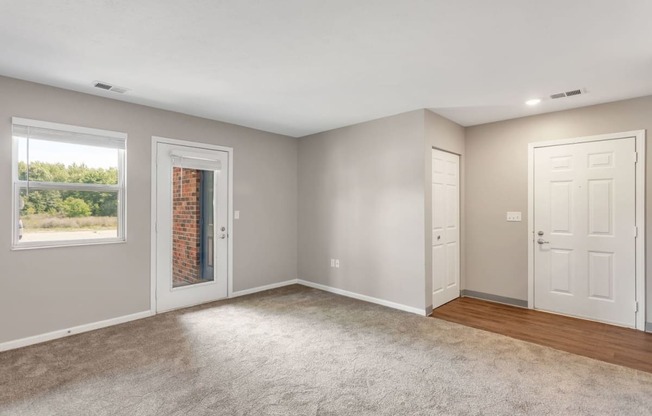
(330, 259, 335, 267)
(335, 259, 340, 268)
(506, 211, 522, 222)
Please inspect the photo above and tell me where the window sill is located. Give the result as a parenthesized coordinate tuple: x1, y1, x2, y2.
(11, 238, 127, 251)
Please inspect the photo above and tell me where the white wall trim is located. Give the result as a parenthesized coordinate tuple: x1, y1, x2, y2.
(527, 130, 646, 148)
(634, 131, 647, 331)
(231, 279, 299, 298)
(0, 310, 153, 353)
(297, 279, 427, 316)
(461, 289, 528, 308)
(527, 142, 535, 309)
(12, 116, 128, 139)
(150, 138, 158, 314)
(150, 136, 235, 314)
(527, 130, 646, 331)
(1, 279, 430, 352)
(0, 280, 296, 353)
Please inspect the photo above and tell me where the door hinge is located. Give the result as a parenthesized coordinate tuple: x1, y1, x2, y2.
(634, 152, 638, 163)
(634, 226, 638, 238)
(634, 301, 639, 313)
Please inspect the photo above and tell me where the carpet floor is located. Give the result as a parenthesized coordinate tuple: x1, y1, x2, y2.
(1, 285, 651, 415)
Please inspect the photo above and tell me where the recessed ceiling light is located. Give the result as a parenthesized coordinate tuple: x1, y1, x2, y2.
(526, 98, 541, 106)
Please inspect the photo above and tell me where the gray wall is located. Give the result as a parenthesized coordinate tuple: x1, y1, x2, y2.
(0, 76, 298, 344)
(465, 96, 652, 322)
(298, 110, 427, 311)
(424, 110, 465, 309)
(3, 74, 649, 345)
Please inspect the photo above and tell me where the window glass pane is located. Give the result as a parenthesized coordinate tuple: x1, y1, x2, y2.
(18, 138, 119, 184)
(19, 188, 119, 243)
(13, 120, 126, 248)
(172, 167, 215, 288)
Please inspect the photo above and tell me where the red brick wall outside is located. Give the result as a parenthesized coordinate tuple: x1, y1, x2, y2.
(172, 167, 202, 286)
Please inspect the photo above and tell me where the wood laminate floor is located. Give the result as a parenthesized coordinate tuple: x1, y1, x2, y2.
(431, 296, 652, 373)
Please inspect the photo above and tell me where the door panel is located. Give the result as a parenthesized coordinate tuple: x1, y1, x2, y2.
(432, 149, 460, 308)
(446, 242, 458, 287)
(549, 249, 573, 295)
(156, 143, 229, 312)
(533, 138, 636, 327)
(588, 251, 613, 300)
(588, 179, 613, 235)
(550, 181, 572, 233)
(432, 245, 445, 294)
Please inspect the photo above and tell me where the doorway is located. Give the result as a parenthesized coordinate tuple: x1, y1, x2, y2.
(152, 138, 232, 312)
(528, 131, 645, 330)
(431, 148, 461, 309)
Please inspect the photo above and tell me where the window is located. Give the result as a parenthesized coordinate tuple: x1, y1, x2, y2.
(12, 118, 126, 248)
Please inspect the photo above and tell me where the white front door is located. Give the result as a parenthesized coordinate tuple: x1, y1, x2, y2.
(155, 142, 230, 312)
(533, 138, 636, 327)
(432, 148, 460, 308)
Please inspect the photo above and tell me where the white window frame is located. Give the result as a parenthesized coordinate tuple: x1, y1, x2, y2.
(11, 117, 127, 249)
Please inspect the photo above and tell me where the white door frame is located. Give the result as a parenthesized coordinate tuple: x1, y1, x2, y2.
(150, 136, 234, 313)
(527, 130, 646, 330)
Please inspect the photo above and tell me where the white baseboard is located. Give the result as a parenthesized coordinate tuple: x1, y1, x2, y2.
(230, 279, 299, 298)
(297, 279, 427, 316)
(1, 278, 427, 353)
(0, 310, 154, 353)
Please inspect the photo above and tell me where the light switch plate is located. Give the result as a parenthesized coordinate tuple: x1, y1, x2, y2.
(506, 211, 522, 222)
(234, 210, 240, 219)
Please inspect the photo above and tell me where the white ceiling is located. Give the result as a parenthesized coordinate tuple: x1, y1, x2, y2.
(1, 1, 651, 137)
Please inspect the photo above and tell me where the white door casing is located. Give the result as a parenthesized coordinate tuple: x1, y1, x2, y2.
(154, 141, 231, 312)
(531, 134, 644, 329)
(432, 148, 460, 308)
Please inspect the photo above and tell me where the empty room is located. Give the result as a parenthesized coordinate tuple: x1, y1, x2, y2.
(1, 1, 651, 415)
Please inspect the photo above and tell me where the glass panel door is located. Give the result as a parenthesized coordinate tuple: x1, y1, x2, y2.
(156, 142, 229, 312)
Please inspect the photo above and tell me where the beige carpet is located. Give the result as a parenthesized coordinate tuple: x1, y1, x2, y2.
(1, 285, 651, 415)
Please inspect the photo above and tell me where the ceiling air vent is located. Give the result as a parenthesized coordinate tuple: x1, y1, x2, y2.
(93, 81, 129, 94)
(550, 88, 586, 100)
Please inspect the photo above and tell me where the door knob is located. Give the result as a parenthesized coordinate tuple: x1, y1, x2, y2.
(219, 234, 226, 239)
(537, 238, 549, 245)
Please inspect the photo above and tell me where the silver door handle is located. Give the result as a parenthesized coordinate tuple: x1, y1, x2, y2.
(537, 238, 549, 245)
(219, 234, 226, 239)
